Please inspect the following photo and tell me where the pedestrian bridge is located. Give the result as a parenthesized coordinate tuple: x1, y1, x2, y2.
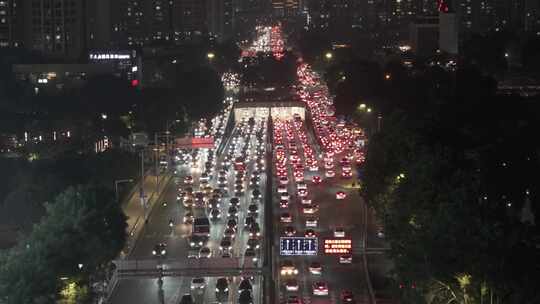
(112, 258, 264, 278)
(233, 101, 306, 124)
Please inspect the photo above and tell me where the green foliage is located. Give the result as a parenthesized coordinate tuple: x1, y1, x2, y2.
(0, 185, 127, 303)
(362, 64, 540, 303)
(174, 66, 225, 121)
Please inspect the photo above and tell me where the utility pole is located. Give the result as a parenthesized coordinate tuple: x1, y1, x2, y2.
(154, 133, 159, 192)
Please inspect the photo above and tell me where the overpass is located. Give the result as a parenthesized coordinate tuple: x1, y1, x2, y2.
(106, 258, 268, 302)
(232, 101, 306, 124)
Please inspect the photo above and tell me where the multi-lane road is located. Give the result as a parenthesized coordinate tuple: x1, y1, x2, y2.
(109, 25, 392, 304)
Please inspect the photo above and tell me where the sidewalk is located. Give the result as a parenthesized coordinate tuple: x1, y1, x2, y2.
(119, 173, 172, 258)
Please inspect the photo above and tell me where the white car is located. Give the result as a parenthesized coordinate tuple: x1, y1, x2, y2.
(312, 281, 329, 296)
(334, 227, 345, 238)
(190, 277, 206, 291)
(305, 217, 318, 228)
(336, 191, 347, 200)
(339, 254, 353, 264)
(301, 198, 312, 205)
(325, 170, 335, 178)
(285, 279, 299, 292)
(296, 182, 307, 190)
(277, 185, 288, 193)
(308, 262, 322, 275)
(280, 192, 290, 201)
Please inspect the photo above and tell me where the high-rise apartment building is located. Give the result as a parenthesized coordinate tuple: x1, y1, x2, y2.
(0, 0, 22, 47)
(273, 0, 300, 17)
(207, 0, 234, 41)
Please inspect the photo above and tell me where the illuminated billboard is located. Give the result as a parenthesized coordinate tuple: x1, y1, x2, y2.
(175, 137, 215, 149)
(280, 237, 318, 256)
(323, 238, 352, 254)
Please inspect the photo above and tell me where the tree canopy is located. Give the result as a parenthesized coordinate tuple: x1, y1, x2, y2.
(361, 63, 540, 303)
(0, 185, 127, 303)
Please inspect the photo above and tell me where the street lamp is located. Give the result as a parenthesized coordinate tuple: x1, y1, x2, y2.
(207, 52, 216, 60)
(101, 113, 108, 120)
(325, 52, 333, 60)
(384, 73, 391, 80)
(367, 108, 372, 113)
(358, 103, 367, 110)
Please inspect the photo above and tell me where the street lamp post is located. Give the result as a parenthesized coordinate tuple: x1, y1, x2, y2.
(114, 179, 134, 202)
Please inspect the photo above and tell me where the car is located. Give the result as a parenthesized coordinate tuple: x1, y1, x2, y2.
(238, 278, 253, 293)
(296, 182, 307, 190)
(341, 170, 352, 178)
(280, 212, 293, 223)
(308, 261, 322, 275)
(221, 251, 232, 258)
(189, 235, 207, 248)
(312, 175, 322, 184)
(199, 246, 211, 258)
(280, 192, 290, 200)
(223, 227, 236, 239)
(179, 294, 194, 304)
(304, 229, 316, 238)
(184, 176, 194, 184)
(336, 191, 347, 200)
(339, 254, 353, 264)
(280, 260, 299, 275)
(302, 204, 319, 214)
(238, 290, 253, 304)
(248, 203, 259, 216)
(277, 185, 288, 193)
(200, 173, 209, 183)
(252, 189, 262, 200)
(297, 188, 308, 197)
(229, 197, 240, 207)
(247, 237, 261, 250)
(244, 248, 258, 263)
(305, 216, 318, 228)
(301, 197, 312, 205)
(152, 243, 167, 257)
(228, 206, 239, 218)
(286, 295, 302, 304)
(209, 208, 221, 221)
(190, 277, 206, 291)
(226, 218, 238, 230)
(244, 216, 256, 229)
(215, 277, 229, 298)
(184, 211, 194, 224)
(284, 226, 296, 236)
(341, 290, 356, 303)
(325, 170, 335, 178)
(312, 281, 329, 296)
(279, 199, 289, 208)
(248, 223, 261, 238)
(324, 161, 334, 169)
(285, 279, 299, 291)
(219, 237, 233, 252)
(334, 227, 346, 237)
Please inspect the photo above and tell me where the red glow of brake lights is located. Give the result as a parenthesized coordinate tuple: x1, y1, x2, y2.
(131, 79, 139, 87)
(438, 0, 449, 13)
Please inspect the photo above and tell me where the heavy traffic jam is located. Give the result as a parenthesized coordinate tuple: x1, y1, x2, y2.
(272, 62, 367, 304)
(140, 27, 367, 304)
(170, 112, 268, 303)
